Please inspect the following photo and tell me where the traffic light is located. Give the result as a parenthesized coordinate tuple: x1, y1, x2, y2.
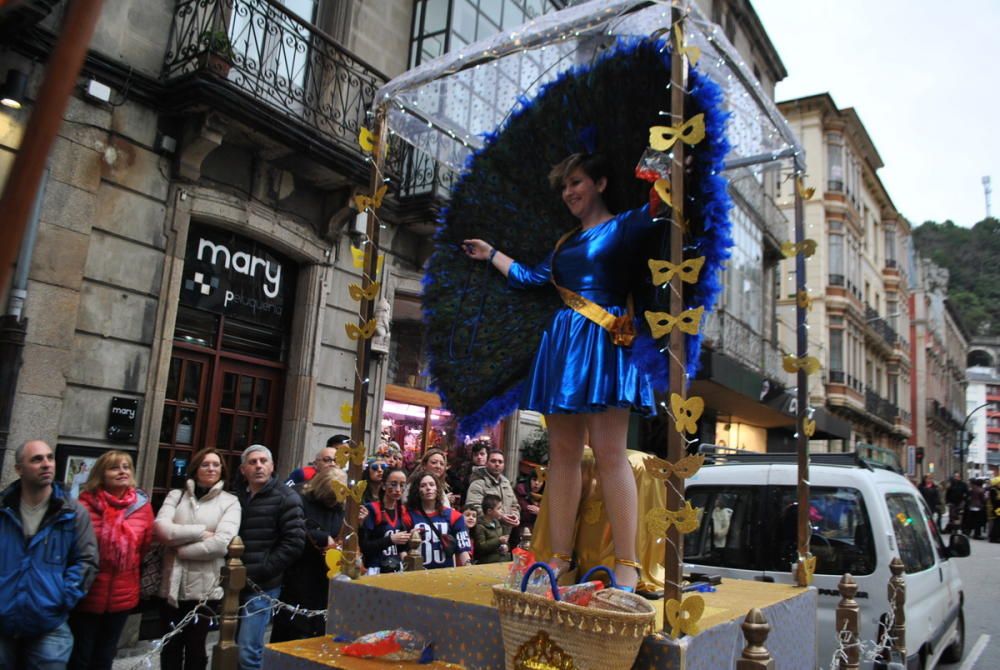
(915, 447, 925, 464)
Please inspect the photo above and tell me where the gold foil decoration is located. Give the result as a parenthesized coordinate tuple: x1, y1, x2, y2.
(354, 184, 387, 212)
(358, 127, 376, 153)
(332, 480, 367, 504)
(349, 281, 380, 301)
(325, 548, 344, 577)
(665, 595, 705, 639)
(653, 178, 673, 209)
(797, 554, 817, 586)
(644, 306, 704, 338)
(646, 501, 700, 536)
(780, 239, 818, 258)
(783, 354, 821, 375)
(803, 418, 817, 438)
(582, 500, 603, 525)
(674, 24, 701, 65)
(340, 403, 356, 424)
(796, 289, 812, 311)
(796, 176, 815, 201)
(648, 114, 705, 152)
(671, 394, 704, 434)
(335, 442, 367, 468)
(643, 453, 705, 480)
(513, 631, 577, 670)
(648, 256, 705, 285)
(350, 245, 385, 274)
(345, 319, 377, 341)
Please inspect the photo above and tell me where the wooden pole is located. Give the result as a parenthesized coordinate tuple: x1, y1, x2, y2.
(793, 175, 810, 585)
(211, 537, 246, 670)
(0, 0, 106, 300)
(662, 3, 690, 613)
(736, 608, 775, 670)
(340, 106, 389, 577)
(835, 574, 860, 670)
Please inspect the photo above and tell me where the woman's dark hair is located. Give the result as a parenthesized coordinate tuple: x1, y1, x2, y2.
(548, 152, 610, 190)
(187, 448, 228, 485)
(379, 468, 408, 505)
(406, 471, 446, 511)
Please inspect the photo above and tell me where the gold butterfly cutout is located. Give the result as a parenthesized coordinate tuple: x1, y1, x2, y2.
(645, 502, 701, 536)
(796, 176, 815, 201)
(325, 547, 344, 578)
(649, 114, 706, 152)
(354, 184, 388, 212)
(533, 465, 547, 483)
(350, 245, 385, 274)
(803, 418, 816, 438)
(780, 239, 818, 258)
(335, 442, 367, 468)
(673, 24, 701, 65)
(349, 281, 380, 301)
(797, 554, 817, 586)
(648, 257, 705, 286)
(666, 595, 705, 639)
(358, 127, 376, 153)
(345, 319, 377, 341)
(644, 306, 704, 338)
(340, 403, 356, 424)
(653, 178, 673, 209)
(582, 500, 603, 525)
(644, 453, 705, 480)
(332, 480, 367, 504)
(783, 354, 821, 375)
(671, 394, 704, 434)
(796, 289, 813, 311)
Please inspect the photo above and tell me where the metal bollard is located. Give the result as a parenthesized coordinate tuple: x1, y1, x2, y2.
(736, 608, 775, 670)
(835, 574, 860, 670)
(887, 557, 906, 657)
(211, 537, 246, 670)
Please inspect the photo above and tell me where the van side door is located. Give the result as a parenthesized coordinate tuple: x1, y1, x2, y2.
(684, 486, 764, 580)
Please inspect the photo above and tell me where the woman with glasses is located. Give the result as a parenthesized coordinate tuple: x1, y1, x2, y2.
(362, 459, 388, 504)
(154, 448, 241, 670)
(406, 473, 471, 569)
(360, 468, 412, 573)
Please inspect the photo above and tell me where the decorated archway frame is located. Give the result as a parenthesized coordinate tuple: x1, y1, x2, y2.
(340, 0, 820, 636)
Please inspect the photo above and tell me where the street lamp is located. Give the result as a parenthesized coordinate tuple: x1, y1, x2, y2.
(959, 402, 992, 479)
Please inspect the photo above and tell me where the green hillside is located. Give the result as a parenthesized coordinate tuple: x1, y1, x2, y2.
(911, 218, 1000, 337)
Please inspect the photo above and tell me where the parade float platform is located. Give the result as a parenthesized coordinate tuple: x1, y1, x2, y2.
(262, 563, 817, 669)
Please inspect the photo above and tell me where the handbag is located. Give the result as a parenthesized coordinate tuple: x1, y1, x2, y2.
(140, 542, 164, 599)
(492, 562, 655, 670)
(426, 518, 458, 559)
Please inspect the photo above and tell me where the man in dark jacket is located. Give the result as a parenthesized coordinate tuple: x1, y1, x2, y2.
(236, 444, 305, 670)
(0, 440, 98, 668)
(945, 472, 969, 532)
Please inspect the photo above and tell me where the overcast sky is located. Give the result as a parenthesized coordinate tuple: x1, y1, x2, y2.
(752, 0, 1000, 228)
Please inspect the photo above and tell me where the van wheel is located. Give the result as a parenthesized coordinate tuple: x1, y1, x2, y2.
(941, 609, 965, 663)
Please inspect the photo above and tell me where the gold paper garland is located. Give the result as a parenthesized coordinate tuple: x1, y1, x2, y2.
(645, 501, 700, 536)
(648, 114, 705, 152)
(803, 418, 816, 438)
(795, 176, 815, 201)
(332, 480, 367, 504)
(780, 239, 817, 258)
(340, 403, 356, 424)
(345, 319, 377, 340)
(643, 453, 704, 480)
(335, 442, 367, 468)
(354, 184, 387, 212)
(782, 354, 821, 375)
(670, 394, 704, 434)
(350, 246, 385, 274)
(796, 289, 812, 311)
(665, 595, 705, 639)
(644, 305, 704, 338)
(648, 257, 705, 285)
(673, 24, 701, 65)
(357, 127, 376, 153)
(349, 281, 380, 301)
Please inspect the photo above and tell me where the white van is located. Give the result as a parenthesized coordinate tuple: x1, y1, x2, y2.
(682, 452, 969, 669)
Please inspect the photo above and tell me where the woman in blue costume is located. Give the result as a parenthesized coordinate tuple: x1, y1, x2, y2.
(462, 153, 657, 591)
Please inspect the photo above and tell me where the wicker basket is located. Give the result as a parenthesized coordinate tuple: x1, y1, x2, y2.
(492, 563, 656, 670)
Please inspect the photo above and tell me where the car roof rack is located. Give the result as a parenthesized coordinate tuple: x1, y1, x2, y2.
(697, 445, 902, 474)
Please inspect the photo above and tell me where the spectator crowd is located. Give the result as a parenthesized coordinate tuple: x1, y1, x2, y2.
(0, 436, 542, 669)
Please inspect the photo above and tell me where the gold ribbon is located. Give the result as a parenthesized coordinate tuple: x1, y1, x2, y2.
(780, 239, 817, 258)
(674, 24, 701, 65)
(354, 184, 387, 212)
(783, 354, 821, 375)
(345, 319, 377, 340)
(666, 595, 705, 639)
(648, 257, 705, 285)
(643, 453, 705, 480)
(332, 480, 367, 504)
(796, 289, 812, 311)
(358, 127, 376, 153)
(349, 281, 380, 301)
(646, 501, 700, 536)
(644, 306, 704, 338)
(796, 176, 815, 201)
(671, 394, 704, 434)
(649, 114, 706, 152)
(335, 442, 367, 468)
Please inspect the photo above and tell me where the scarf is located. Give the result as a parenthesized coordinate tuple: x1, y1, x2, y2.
(81, 487, 140, 571)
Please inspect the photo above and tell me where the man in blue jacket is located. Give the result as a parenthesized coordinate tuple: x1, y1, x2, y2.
(0, 439, 98, 668)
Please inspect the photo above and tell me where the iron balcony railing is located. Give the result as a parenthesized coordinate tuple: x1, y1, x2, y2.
(163, 0, 386, 159)
(865, 385, 899, 425)
(864, 304, 898, 346)
(701, 310, 783, 381)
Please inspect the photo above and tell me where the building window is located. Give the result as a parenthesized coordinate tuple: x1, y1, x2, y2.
(723, 207, 763, 332)
(828, 231, 844, 286)
(884, 227, 897, 267)
(829, 328, 844, 374)
(827, 132, 844, 192)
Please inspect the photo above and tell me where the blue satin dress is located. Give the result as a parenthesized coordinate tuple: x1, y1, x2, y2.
(508, 204, 658, 415)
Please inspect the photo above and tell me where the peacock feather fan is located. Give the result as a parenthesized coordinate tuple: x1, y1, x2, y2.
(422, 37, 733, 437)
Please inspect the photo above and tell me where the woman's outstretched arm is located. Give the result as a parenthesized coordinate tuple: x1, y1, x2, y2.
(462, 238, 513, 277)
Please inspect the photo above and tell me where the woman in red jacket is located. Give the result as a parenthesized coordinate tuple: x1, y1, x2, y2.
(69, 450, 154, 670)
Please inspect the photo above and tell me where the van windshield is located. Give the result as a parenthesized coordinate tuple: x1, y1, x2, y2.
(768, 486, 876, 576)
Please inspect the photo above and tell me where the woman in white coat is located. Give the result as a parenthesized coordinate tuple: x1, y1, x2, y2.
(154, 448, 241, 670)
